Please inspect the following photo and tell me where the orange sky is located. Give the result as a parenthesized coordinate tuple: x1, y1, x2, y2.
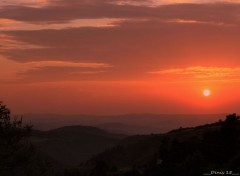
(1, 0, 240, 114)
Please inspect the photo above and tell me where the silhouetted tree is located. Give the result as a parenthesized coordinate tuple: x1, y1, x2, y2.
(221, 113, 240, 139)
(0, 102, 33, 175)
(0, 102, 55, 176)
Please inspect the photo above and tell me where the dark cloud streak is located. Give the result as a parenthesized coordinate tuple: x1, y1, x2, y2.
(17, 65, 110, 83)
(4, 20, 240, 63)
(2, 1, 240, 82)
(0, 1, 240, 25)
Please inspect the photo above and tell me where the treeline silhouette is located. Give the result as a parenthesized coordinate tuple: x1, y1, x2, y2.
(1, 102, 240, 176)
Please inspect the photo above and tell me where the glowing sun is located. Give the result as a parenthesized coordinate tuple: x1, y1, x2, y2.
(203, 89, 211, 97)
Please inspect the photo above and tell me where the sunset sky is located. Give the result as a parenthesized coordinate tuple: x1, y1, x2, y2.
(1, 0, 240, 115)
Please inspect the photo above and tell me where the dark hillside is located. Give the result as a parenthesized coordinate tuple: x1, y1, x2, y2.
(85, 114, 240, 176)
(31, 126, 126, 166)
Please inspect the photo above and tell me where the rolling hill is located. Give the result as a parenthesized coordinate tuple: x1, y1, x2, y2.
(24, 113, 225, 134)
(31, 126, 126, 166)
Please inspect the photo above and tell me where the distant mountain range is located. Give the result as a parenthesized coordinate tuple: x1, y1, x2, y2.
(31, 126, 126, 166)
(23, 113, 226, 134)
(24, 114, 240, 176)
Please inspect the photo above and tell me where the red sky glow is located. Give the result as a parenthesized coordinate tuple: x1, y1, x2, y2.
(1, 0, 240, 114)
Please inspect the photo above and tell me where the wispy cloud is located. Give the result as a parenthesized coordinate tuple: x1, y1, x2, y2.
(1, 0, 240, 9)
(114, 0, 240, 7)
(0, 33, 45, 50)
(149, 66, 240, 79)
(0, 18, 124, 31)
(0, 57, 112, 83)
(22, 61, 112, 68)
(0, 0, 50, 8)
(165, 18, 229, 26)
(2, 1, 240, 25)
(152, 0, 240, 5)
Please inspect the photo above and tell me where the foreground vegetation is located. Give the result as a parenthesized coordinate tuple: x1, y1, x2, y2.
(1, 102, 240, 176)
